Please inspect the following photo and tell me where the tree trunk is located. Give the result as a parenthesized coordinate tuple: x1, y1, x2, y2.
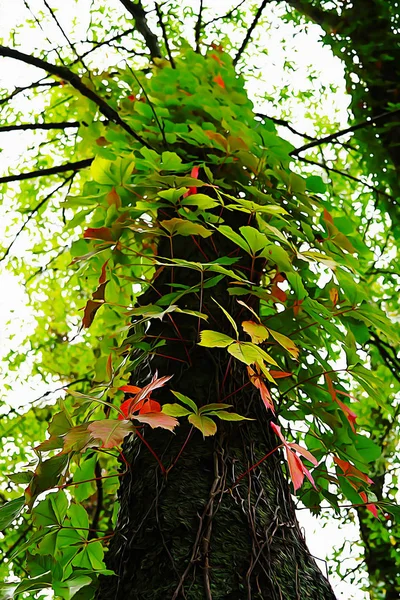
(98, 206, 336, 599)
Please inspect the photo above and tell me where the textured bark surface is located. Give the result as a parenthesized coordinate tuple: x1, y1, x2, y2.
(98, 203, 336, 599)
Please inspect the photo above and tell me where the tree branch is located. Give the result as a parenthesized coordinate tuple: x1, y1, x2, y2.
(155, 3, 175, 67)
(290, 107, 400, 156)
(194, 0, 204, 53)
(0, 79, 59, 105)
(295, 155, 396, 202)
(118, 0, 161, 59)
(0, 157, 93, 185)
(233, 0, 270, 66)
(204, 0, 246, 27)
(286, 0, 341, 29)
(0, 45, 152, 148)
(0, 174, 75, 262)
(42, 0, 87, 68)
(0, 121, 79, 133)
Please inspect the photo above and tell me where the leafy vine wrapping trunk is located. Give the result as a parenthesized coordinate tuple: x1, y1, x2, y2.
(2, 41, 396, 600)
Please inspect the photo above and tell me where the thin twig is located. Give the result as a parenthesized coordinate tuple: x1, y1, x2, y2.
(291, 107, 400, 156)
(0, 175, 75, 262)
(233, 0, 270, 66)
(204, 0, 246, 27)
(0, 45, 152, 148)
(0, 157, 92, 185)
(0, 121, 79, 133)
(295, 155, 396, 202)
(155, 3, 175, 67)
(42, 0, 87, 68)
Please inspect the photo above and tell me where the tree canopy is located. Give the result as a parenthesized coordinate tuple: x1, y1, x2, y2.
(0, 2, 399, 599)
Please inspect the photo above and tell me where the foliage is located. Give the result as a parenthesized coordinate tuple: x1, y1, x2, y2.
(0, 1, 399, 599)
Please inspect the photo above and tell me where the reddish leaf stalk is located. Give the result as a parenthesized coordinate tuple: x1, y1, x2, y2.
(231, 445, 281, 488)
(135, 427, 167, 475)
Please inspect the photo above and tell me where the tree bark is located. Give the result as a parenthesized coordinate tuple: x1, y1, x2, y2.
(98, 202, 336, 599)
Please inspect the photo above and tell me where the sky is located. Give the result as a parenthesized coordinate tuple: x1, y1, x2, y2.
(0, 1, 368, 598)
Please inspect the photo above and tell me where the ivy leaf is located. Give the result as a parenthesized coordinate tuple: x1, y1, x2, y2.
(171, 390, 198, 412)
(207, 410, 251, 421)
(0, 497, 25, 532)
(162, 404, 192, 417)
(198, 330, 233, 348)
(160, 218, 212, 238)
(267, 329, 299, 359)
(242, 320, 269, 344)
(87, 419, 135, 448)
(188, 413, 217, 436)
(133, 412, 178, 431)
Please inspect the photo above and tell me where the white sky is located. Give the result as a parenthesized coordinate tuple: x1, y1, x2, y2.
(0, 1, 368, 598)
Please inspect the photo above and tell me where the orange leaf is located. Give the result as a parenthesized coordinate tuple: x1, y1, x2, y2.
(333, 457, 373, 485)
(106, 187, 121, 208)
(329, 287, 339, 305)
(247, 366, 275, 414)
(269, 370, 292, 379)
(213, 74, 226, 89)
(210, 53, 223, 66)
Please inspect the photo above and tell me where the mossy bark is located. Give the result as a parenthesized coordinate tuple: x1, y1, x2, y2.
(97, 201, 336, 599)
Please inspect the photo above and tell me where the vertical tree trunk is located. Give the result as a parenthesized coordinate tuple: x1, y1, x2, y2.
(98, 209, 336, 599)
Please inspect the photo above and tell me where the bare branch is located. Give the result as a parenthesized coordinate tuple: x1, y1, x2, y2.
(0, 79, 59, 106)
(119, 0, 162, 59)
(194, 0, 204, 53)
(70, 28, 142, 65)
(0, 157, 92, 185)
(256, 112, 316, 141)
(0, 121, 79, 133)
(233, 0, 270, 67)
(290, 107, 400, 156)
(155, 3, 175, 68)
(204, 0, 246, 27)
(42, 0, 87, 68)
(0, 45, 152, 148)
(296, 155, 396, 202)
(0, 175, 75, 262)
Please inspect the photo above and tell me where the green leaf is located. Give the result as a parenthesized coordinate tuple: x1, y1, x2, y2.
(162, 403, 193, 417)
(198, 330, 233, 348)
(188, 414, 217, 436)
(207, 410, 251, 421)
(170, 390, 198, 412)
(160, 218, 212, 237)
(199, 403, 232, 414)
(306, 175, 327, 194)
(0, 496, 25, 532)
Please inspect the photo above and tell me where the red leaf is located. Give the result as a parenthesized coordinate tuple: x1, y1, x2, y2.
(359, 492, 379, 518)
(87, 419, 135, 448)
(128, 94, 135, 101)
(271, 422, 318, 491)
(323, 208, 334, 224)
(210, 53, 223, 66)
(82, 300, 102, 328)
(118, 397, 161, 420)
(271, 284, 287, 303)
(99, 259, 109, 284)
(334, 457, 374, 485)
(83, 227, 114, 242)
(118, 375, 173, 419)
(133, 412, 178, 431)
(293, 299, 303, 316)
(183, 166, 200, 197)
(269, 370, 292, 379)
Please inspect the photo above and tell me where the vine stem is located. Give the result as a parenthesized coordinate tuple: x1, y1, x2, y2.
(135, 427, 167, 475)
(230, 445, 281, 488)
(167, 426, 194, 473)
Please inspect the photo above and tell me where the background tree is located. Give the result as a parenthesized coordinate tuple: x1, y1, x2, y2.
(0, 2, 398, 600)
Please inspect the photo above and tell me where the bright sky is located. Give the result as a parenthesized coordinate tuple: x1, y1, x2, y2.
(0, 1, 368, 598)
